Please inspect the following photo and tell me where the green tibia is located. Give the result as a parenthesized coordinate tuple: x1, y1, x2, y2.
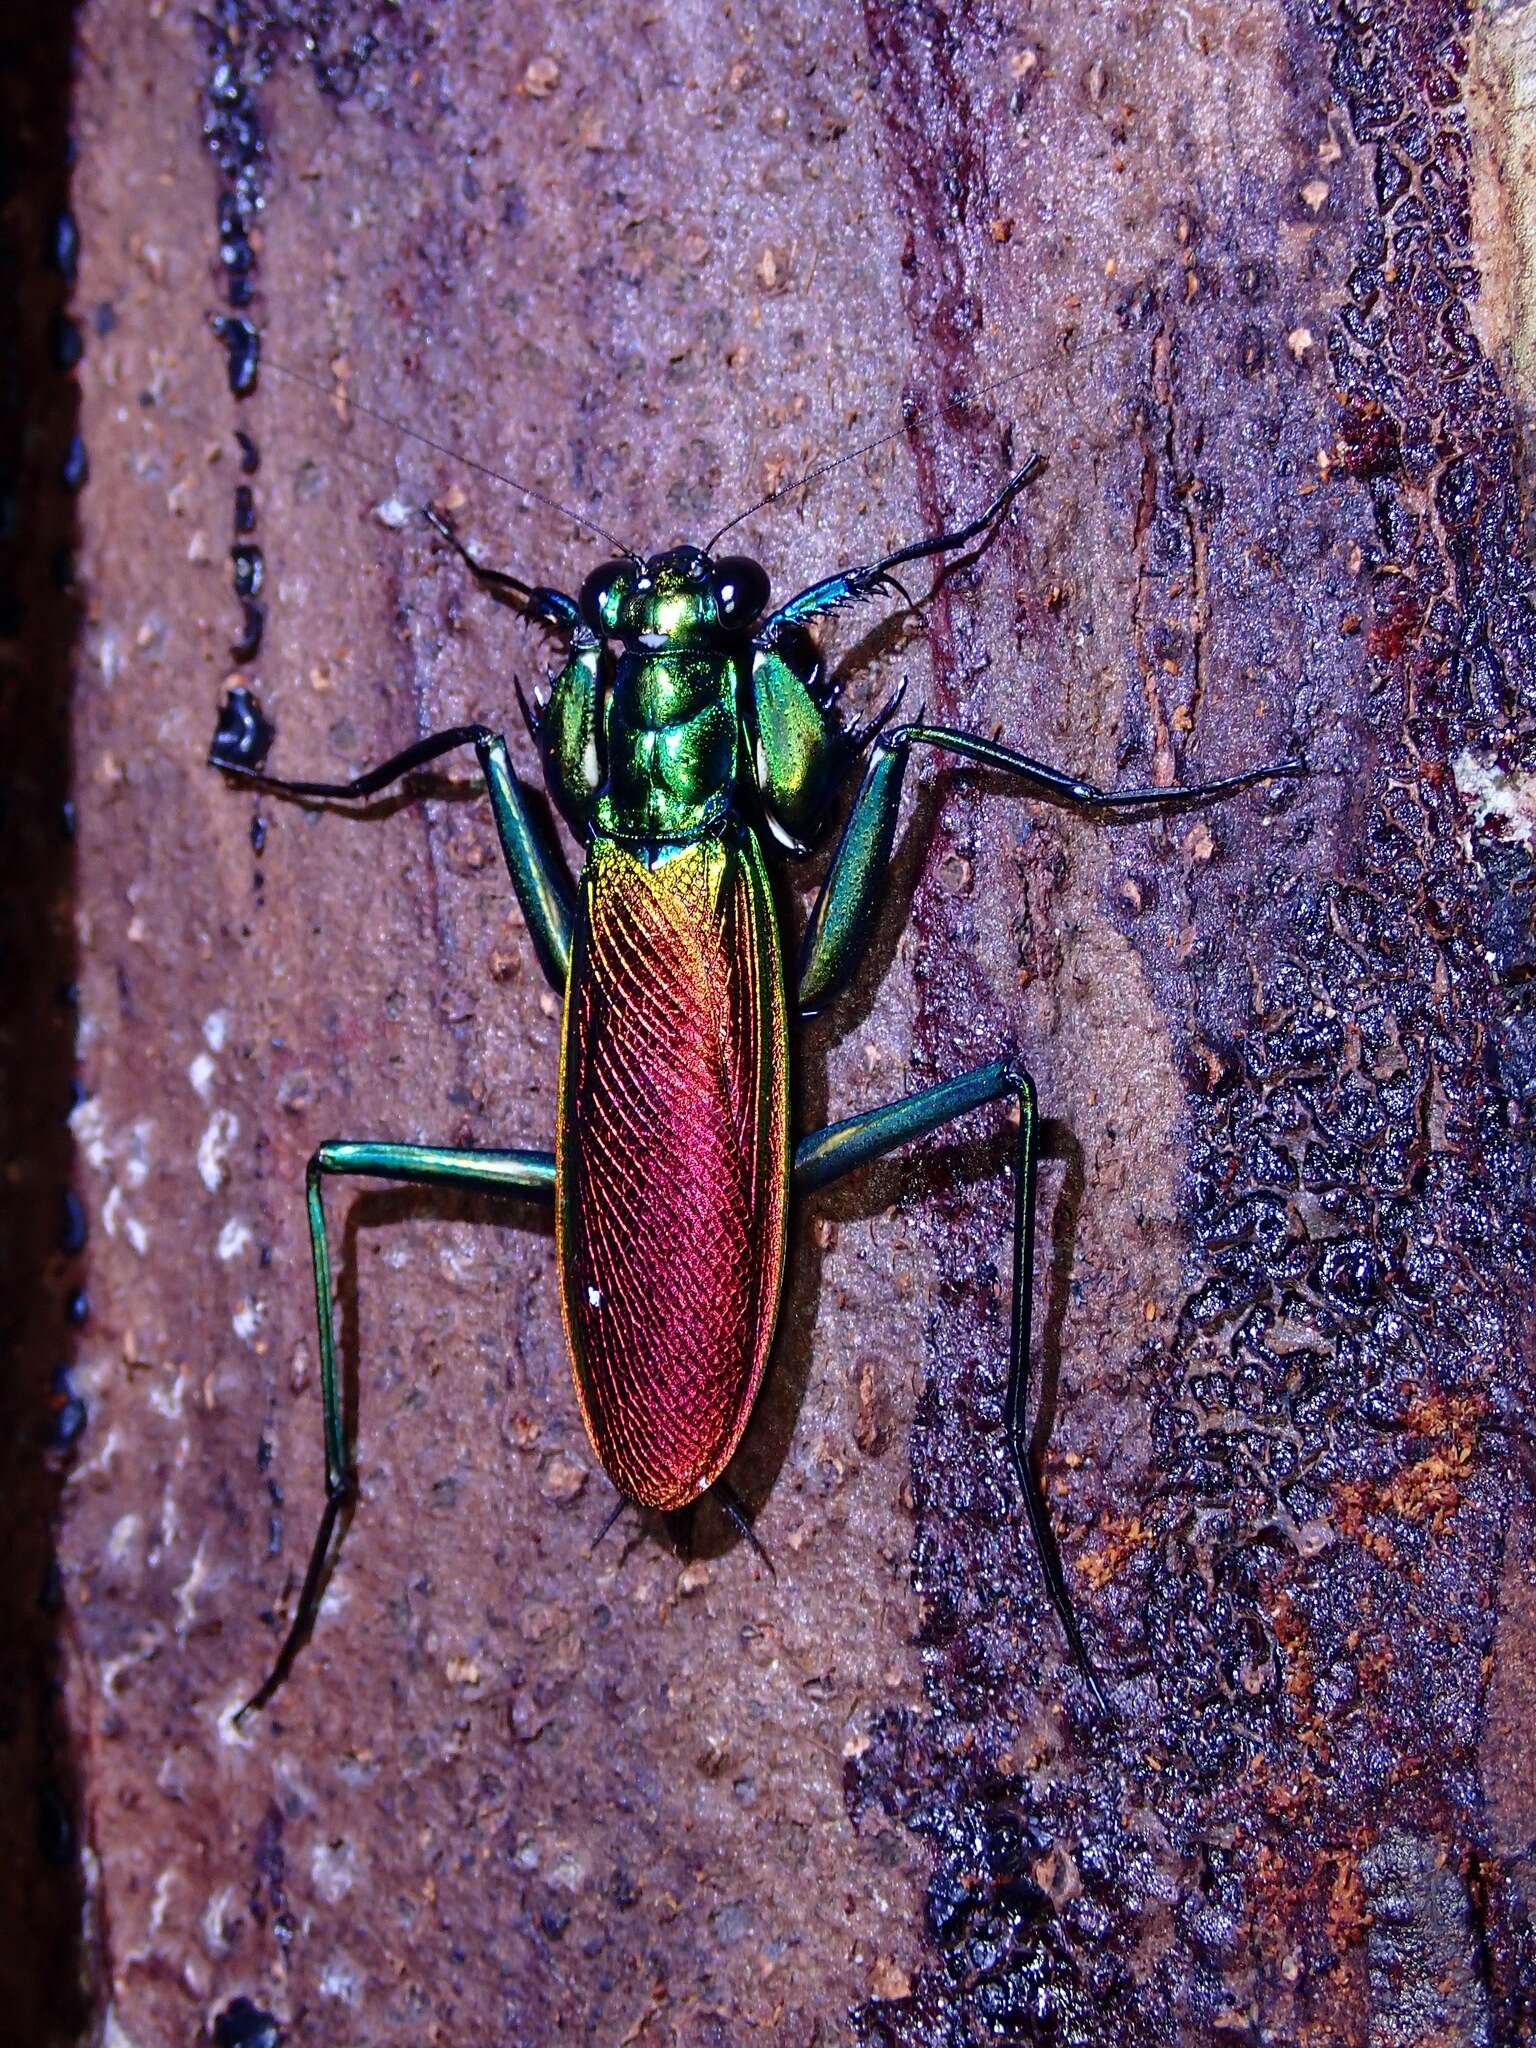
(541, 638, 604, 831)
(749, 641, 845, 847)
(796, 740, 908, 1013)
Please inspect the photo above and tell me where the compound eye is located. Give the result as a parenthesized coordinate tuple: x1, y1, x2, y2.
(579, 560, 636, 635)
(712, 555, 770, 626)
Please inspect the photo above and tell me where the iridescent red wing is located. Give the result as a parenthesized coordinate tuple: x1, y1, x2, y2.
(555, 828, 789, 1510)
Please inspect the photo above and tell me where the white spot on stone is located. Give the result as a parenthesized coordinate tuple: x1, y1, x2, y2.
(102, 1184, 123, 1238)
(108, 1513, 142, 1564)
(200, 1884, 241, 1957)
(198, 1108, 239, 1191)
(148, 1370, 187, 1420)
(202, 1010, 228, 1053)
(373, 494, 414, 530)
(99, 1623, 165, 1699)
(217, 1217, 254, 1262)
(1454, 749, 1536, 848)
(174, 1536, 213, 1637)
(122, 1120, 154, 1189)
(310, 1838, 359, 1904)
(71, 1423, 121, 1486)
(438, 1235, 479, 1285)
(232, 1296, 265, 1343)
(124, 1214, 150, 1257)
(216, 1697, 255, 1747)
(69, 1095, 109, 1172)
(188, 1051, 216, 1103)
(319, 1956, 359, 2003)
(102, 2006, 146, 2048)
(547, 1847, 591, 1892)
(157, 1483, 181, 1561)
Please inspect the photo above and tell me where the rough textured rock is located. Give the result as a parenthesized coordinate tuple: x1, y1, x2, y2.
(22, 0, 1536, 2040)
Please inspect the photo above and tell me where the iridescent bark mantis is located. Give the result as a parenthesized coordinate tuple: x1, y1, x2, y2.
(213, 425, 1300, 1721)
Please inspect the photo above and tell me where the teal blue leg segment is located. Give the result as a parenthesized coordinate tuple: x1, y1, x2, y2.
(797, 725, 1301, 1016)
(475, 731, 573, 991)
(794, 1059, 1018, 1193)
(212, 723, 573, 992)
(755, 455, 1044, 638)
(794, 1061, 1111, 1713)
(796, 741, 908, 1016)
(239, 1139, 555, 1722)
(419, 506, 581, 632)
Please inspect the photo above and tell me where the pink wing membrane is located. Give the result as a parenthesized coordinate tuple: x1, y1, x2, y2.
(556, 830, 789, 1509)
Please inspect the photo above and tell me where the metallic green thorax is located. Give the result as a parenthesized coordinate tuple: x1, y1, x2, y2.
(539, 544, 850, 848)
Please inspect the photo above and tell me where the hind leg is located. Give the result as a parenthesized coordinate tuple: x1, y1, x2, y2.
(239, 1140, 555, 1721)
(795, 1064, 1109, 1712)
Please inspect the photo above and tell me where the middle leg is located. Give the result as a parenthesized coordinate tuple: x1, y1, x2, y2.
(797, 724, 1300, 1016)
(212, 723, 575, 994)
(795, 1063, 1110, 1712)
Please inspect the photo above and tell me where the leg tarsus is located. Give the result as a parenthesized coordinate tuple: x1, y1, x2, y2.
(712, 1478, 776, 1578)
(857, 453, 1043, 584)
(758, 455, 1043, 639)
(1008, 1435, 1112, 1718)
(421, 506, 581, 632)
(998, 1068, 1112, 1716)
(236, 1478, 354, 1726)
(210, 721, 495, 799)
(421, 505, 535, 603)
(887, 721, 1303, 816)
